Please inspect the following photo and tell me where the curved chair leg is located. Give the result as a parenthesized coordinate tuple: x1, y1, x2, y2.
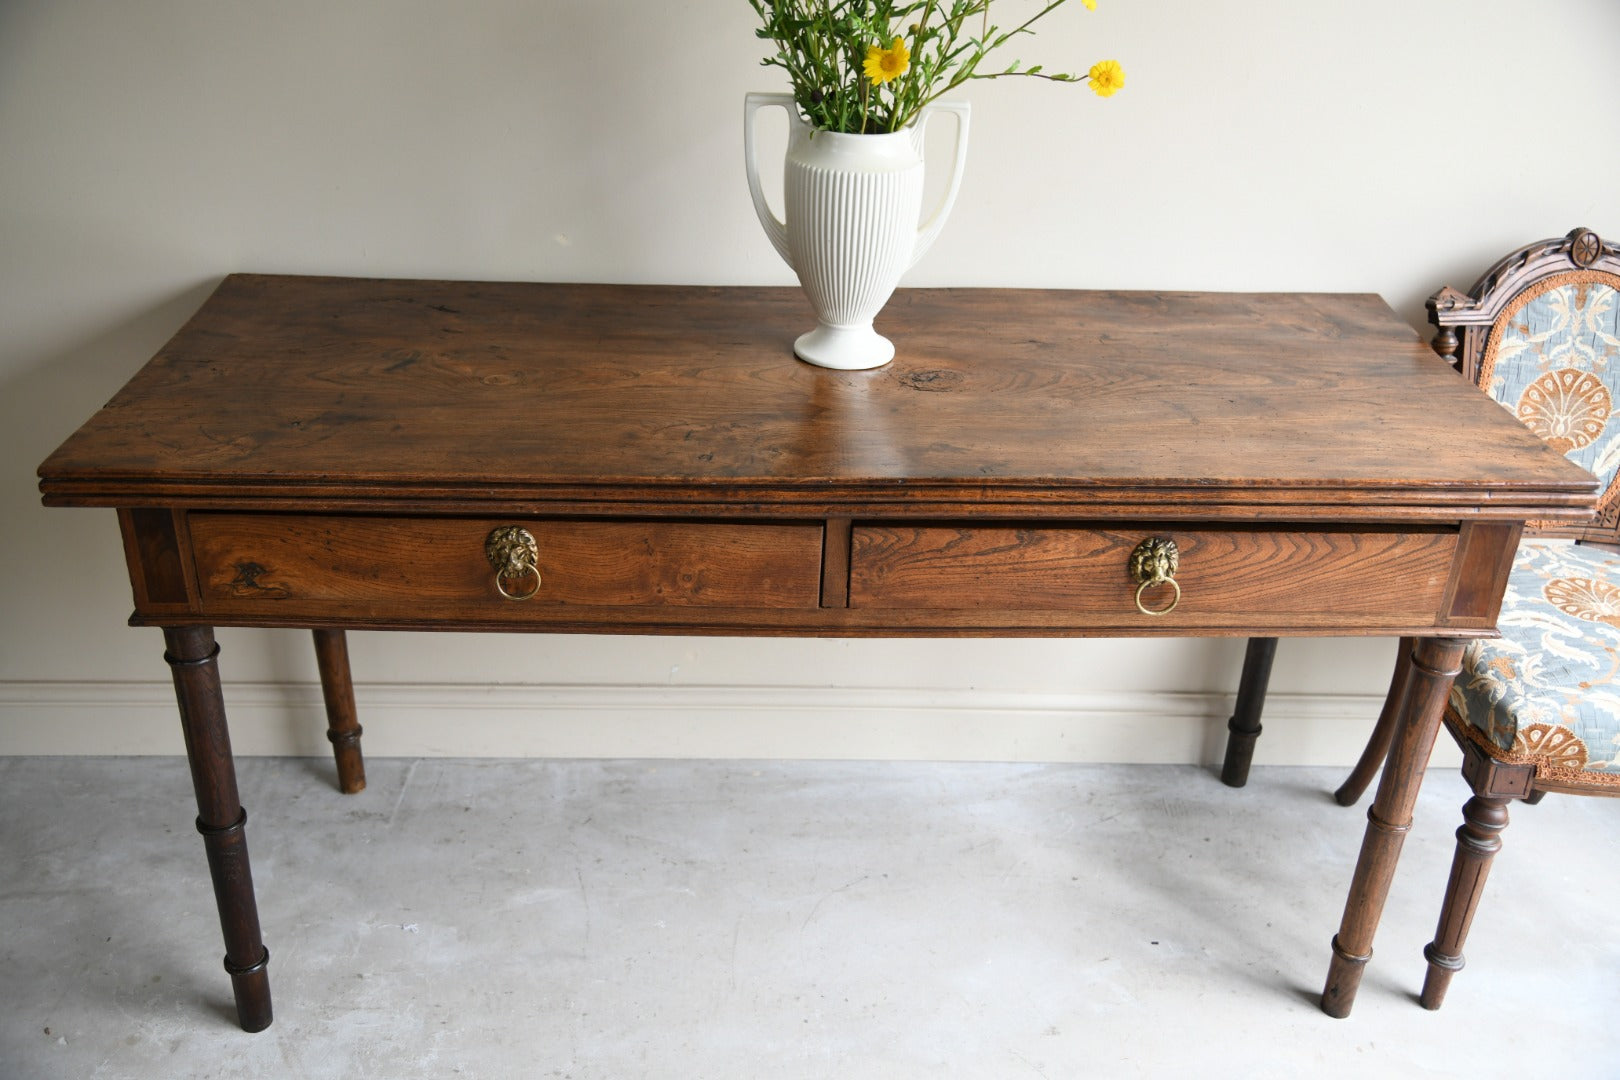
(312, 629, 366, 794)
(1221, 637, 1278, 788)
(1333, 637, 1413, 807)
(1420, 793, 1512, 1009)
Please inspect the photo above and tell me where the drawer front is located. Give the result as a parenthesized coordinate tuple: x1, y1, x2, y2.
(848, 526, 1460, 627)
(189, 514, 824, 617)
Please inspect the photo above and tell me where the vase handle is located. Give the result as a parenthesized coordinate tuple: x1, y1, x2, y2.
(911, 100, 971, 270)
(744, 92, 795, 270)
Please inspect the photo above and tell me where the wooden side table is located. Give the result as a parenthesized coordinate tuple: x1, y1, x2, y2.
(38, 277, 1597, 1029)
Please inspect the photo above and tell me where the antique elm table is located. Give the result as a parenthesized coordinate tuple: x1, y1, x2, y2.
(37, 275, 1597, 1030)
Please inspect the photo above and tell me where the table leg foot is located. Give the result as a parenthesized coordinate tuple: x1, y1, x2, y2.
(225, 947, 273, 1031)
(1321, 934, 1372, 1018)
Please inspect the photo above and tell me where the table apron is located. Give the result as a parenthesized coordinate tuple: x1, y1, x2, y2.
(117, 510, 1523, 638)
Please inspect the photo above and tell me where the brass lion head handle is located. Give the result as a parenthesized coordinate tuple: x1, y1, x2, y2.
(485, 526, 541, 601)
(1128, 536, 1181, 617)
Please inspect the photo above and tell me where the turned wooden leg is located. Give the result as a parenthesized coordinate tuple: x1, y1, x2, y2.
(1320, 635, 1463, 1019)
(312, 629, 366, 794)
(1334, 637, 1414, 807)
(1221, 637, 1278, 788)
(164, 626, 273, 1032)
(1419, 793, 1511, 1009)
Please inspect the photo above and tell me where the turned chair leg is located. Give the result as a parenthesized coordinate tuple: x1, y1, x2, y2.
(1333, 637, 1413, 807)
(1420, 793, 1512, 1009)
(1221, 637, 1278, 788)
(312, 629, 366, 794)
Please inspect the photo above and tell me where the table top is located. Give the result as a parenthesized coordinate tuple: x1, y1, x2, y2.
(38, 274, 1597, 521)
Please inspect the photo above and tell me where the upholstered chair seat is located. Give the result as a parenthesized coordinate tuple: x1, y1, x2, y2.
(1452, 538, 1620, 791)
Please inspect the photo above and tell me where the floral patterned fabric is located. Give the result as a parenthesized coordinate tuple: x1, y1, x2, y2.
(1448, 273, 1620, 789)
(1479, 276, 1620, 514)
(1450, 539, 1620, 788)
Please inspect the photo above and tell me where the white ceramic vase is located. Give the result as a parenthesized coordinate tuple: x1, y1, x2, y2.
(744, 93, 970, 370)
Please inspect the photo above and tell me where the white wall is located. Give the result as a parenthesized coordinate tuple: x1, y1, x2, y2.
(4, 0, 1617, 763)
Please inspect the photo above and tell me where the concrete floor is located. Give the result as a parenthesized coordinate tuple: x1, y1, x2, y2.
(1, 757, 1614, 1079)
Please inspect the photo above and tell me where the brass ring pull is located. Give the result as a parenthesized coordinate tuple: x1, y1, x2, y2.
(1134, 575, 1181, 617)
(1129, 537, 1181, 617)
(485, 526, 541, 602)
(494, 565, 541, 602)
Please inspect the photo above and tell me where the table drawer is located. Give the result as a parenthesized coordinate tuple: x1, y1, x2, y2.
(189, 514, 824, 616)
(848, 525, 1459, 626)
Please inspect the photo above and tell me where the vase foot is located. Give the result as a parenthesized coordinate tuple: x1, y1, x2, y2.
(794, 324, 894, 370)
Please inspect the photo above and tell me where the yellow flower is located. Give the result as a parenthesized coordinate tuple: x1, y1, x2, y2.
(1082, 0, 1097, 8)
(1087, 59, 1125, 97)
(864, 37, 910, 86)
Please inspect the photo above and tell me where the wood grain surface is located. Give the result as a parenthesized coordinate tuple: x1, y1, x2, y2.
(39, 276, 1597, 520)
(188, 514, 825, 614)
(849, 525, 1458, 617)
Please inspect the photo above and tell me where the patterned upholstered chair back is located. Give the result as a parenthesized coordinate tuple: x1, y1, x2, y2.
(1400, 230, 1620, 1014)
(1429, 228, 1620, 543)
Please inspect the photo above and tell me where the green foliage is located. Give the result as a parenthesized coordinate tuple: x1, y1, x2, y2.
(748, 0, 1091, 134)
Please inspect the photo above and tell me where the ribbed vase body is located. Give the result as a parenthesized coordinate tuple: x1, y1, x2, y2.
(784, 127, 924, 346)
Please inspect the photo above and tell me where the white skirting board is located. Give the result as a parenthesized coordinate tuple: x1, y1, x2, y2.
(0, 681, 1462, 767)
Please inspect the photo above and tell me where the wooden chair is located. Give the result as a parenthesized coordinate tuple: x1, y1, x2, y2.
(1222, 227, 1620, 1008)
